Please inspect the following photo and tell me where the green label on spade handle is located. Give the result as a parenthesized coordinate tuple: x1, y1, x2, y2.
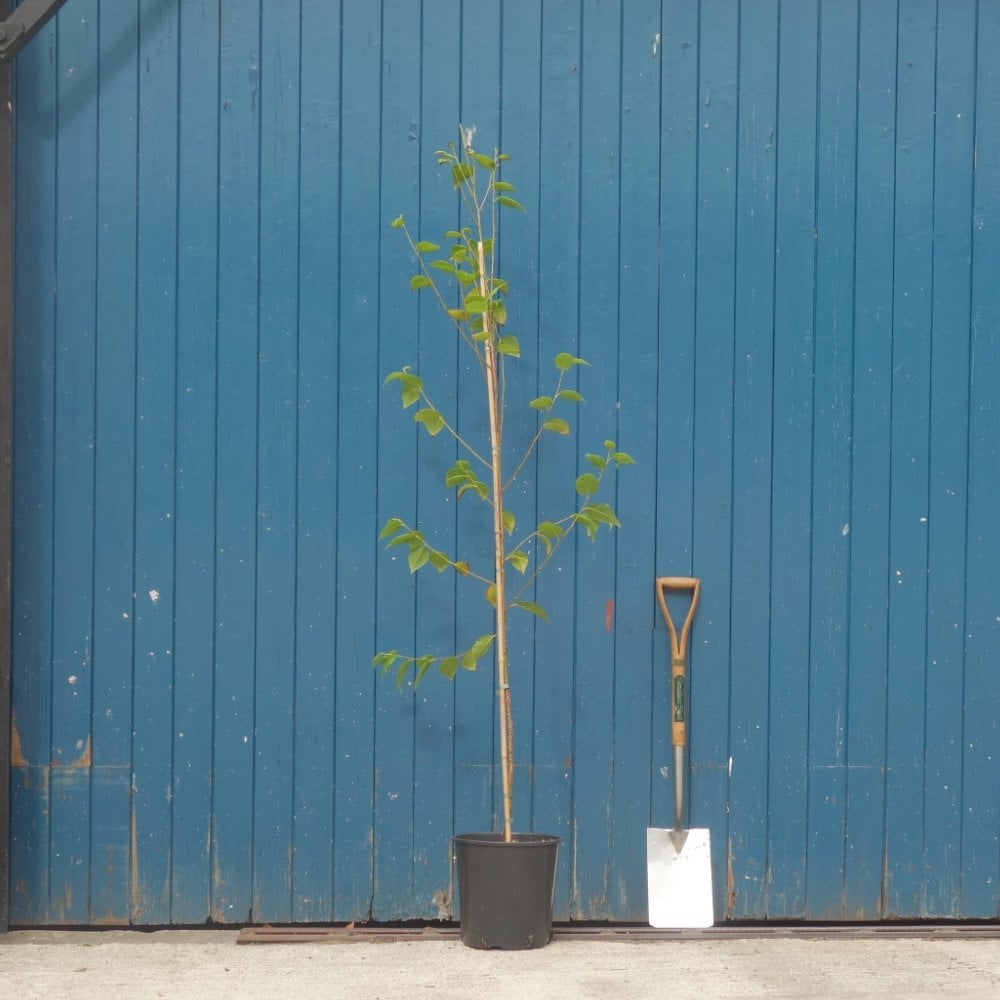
(673, 674, 685, 723)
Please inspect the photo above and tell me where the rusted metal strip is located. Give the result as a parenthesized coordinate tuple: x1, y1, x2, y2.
(236, 923, 1000, 945)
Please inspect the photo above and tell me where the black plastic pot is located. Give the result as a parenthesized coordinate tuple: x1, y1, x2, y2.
(452, 832, 560, 950)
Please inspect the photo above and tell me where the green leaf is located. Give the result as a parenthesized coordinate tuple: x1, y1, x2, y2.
(379, 517, 404, 540)
(586, 453, 608, 471)
(445, 460, 471, 488)
(463, 292, 488, 313)
(497, 195, 526, 211)
(555, 352, 589, 371)
(493, 181, 516, 192)
(414, 408, 445, 436)
(557, 389, 584, 403)
(457, 482, 489, 501)
(502, 510, 516, 535)
(584, 502, 621, 528)
(455, 270, 477, 287)
(410, 274, 432, 290)
(462, 634, 495, 669)
(507, 550, 530, 574)
(512, 600, 549, 622)
(543, 418, 570, 435)
(439, 657, 459, 680)
(414, 240, 440, 253)
(390, 215, 405, 229)
(613, 451, 636, 466)
(491, 300, 508, 327)
(451, 162, 473, 188)
(574, 511, 598, 539)
(373, 650, 398, 672)
(428, 550, 450, 572)
(575, 472, 600, 496)
(530, 396, 553, 411)
(473, 152, 496, 170)
(604, 439, 616, 450)
(537, 521, 564, 540)
(384, 530, 417, 549)
(450, 244, 471, 263)
(408, 546, 430, 572)
(431, 260, 458, 276)
(414, 657, 434, 686)
(395, 660, 410, 689)
(485, 584, 497, 607)
(454, 561, 470, 577)
(385, 369, 424, 408)
(496, 334, 520, 357)
(401, 382, 422, 408)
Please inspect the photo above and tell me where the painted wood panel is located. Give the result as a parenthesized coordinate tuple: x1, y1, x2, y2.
(8, 0, 999, 924)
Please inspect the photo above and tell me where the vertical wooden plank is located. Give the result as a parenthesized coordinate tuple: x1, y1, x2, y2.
(371, 0, 421, 921)
(10, 13, 57, 925)
(212, 0, 260, 924)
(726, 0, 778, 921)
(454, 0, 504, 854)
(171, 0, 220, 926)
(250, 0, 301, 924)
(0, 0, 11, 936)
(410, 0, 462, 921)
(532, 0, 581, 921)
(448, 45, 495, 854)
(843, 0, 897, 921)
(884, 0, 936, 919)
(691, 0, 738, 919)
(922, 0, 976, 919)
(766, 0, 817, 919)
(48, 1, 99, 925)
(570, 0, 621, 920)
(90, 0, 139, 926)
(608, 0, 661, 924)
(130, 0, 180, 927)
(291, 0, 340, 924)
(805, 0, 858, 920)
(333, 0, 381, 921)
(961, 0, 1000, 919)
(654, 0, 699, 866)
(478, 0, 541, 849)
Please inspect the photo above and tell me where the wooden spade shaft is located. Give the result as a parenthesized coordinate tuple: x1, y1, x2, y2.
(654, 577, 701, 833)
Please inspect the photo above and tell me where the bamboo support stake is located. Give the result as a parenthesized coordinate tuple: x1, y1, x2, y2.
(479, 240, 514, 843)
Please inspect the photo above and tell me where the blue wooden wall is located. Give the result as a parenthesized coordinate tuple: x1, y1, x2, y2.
(8, 0, 999, 924)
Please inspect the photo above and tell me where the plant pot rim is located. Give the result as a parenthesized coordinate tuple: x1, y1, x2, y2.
(453, 832, 560, 846)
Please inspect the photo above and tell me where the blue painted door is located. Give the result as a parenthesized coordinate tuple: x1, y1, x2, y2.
(9, 0, 999, 924)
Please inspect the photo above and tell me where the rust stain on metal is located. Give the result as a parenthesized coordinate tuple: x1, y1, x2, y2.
(726, 845, 737, 917)
(10, 709, 26, 767)
(129, 806, 142, 920)
(70, 735, 92, 768)
(604, 598, 614, 631)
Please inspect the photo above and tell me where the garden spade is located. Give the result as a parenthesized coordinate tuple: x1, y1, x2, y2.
(647, 576, 714, 928)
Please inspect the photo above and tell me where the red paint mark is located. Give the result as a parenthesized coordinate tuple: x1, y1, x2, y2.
(605, 599, 614, 631)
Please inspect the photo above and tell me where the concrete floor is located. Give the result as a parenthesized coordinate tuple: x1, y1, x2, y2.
(2, 928, 1000, 999)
